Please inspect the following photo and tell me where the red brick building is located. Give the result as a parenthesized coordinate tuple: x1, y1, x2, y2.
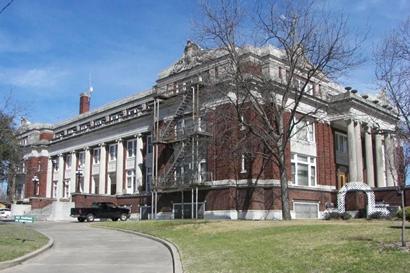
(14, 42, 407, 220)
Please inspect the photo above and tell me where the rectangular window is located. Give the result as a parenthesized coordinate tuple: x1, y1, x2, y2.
(127, 139, 137, 158)
(109, 144, 117, 161)
(93, 148, 100, 164)
(291, 154, 316, 186)
(335, 133, 348, 153)
(78, 151, 85, 167)
(66, 154, 72, 169)
(127, 170, 136, 189)
(109, 112, 121, 121)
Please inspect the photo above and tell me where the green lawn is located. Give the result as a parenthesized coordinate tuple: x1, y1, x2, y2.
(98, 220, 410, 273)
(0, 223, 48, 262)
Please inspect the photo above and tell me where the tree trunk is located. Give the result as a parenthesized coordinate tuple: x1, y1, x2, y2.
(278, 152, 291, 220)
(401, 189, 406, 247)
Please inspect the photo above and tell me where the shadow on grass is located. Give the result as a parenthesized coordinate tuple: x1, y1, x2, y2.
(390, 225, 410, 229)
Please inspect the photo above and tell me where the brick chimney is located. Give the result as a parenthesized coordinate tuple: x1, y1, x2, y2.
(79, 92, 90, 114)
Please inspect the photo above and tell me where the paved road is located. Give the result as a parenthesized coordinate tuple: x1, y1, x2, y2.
(3, 222, 173, 273)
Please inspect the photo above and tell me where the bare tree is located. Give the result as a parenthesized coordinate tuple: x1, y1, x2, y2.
(196, 0, 361, 219)
(375, 17, 410, 247)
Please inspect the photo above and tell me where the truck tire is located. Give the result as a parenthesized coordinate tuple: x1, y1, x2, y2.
(120, 213, 128, 221)
(86, 213, 95, 222)
(78, 217, 85, 222)
(111, 218, 119, 221)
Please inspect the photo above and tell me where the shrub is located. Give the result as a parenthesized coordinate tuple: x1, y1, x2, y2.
(323, 211, 351, 220)
(367, 211, 392, 220)
(324, 211, 341, 220)
(340, 212, 352, 220)
(396, 207, 410, 221)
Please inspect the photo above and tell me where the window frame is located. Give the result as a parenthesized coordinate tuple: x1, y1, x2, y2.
(109, 144, 118, 161)
(93, 148, 101, 164)
(291, 154, 317, 187)
(127, 139, 137, 158)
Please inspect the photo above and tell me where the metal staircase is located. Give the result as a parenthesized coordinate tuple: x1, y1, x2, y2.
(158, 89, 193, 143)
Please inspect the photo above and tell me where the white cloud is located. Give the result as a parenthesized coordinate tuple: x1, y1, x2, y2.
(0, 67, 68, 88)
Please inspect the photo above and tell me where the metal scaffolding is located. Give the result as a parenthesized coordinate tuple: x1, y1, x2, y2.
(151, 76, 211, 219)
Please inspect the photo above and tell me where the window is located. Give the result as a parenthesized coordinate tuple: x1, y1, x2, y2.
(291, 154, 316, 186)
(53, 159, 59, 171)
(67, 127, 76, 135)
(147, 136, 152, 154)
(78, 151, 85, 167)
(63, 179, 70, 198)
(127, 139, 137, 158)
(93, 148, 100, 164)
(79, 123, 89, 131)
(109, 112, 121, 121)
(240, 153, 251, 173)
(199, 160, 207, 182)
(294, 118, 315, 142)
(335, 133, 348, 153)
(127, 107, 139, 116)
(127, 170, 136, 189)
(52, 181, 57, 198)
(109, 144, 117, 161)
(66, 154, 72, 169)
(92, 176, 99, 194)
(94, 118, 105, 127)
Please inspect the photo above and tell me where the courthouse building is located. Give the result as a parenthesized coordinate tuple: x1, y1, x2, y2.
(14, 41, 406, 220)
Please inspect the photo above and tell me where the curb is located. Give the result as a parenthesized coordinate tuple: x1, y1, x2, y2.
(97, 226, 183, 273)
(0, 229, 54, 271)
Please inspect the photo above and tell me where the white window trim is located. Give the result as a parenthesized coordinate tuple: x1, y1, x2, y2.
(126, 169, 136, 189)
(127, 139, 137, 158)
(291, 154, 317, 187)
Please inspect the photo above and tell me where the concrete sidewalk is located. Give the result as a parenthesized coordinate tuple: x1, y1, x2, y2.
(2, 222, 173, 273)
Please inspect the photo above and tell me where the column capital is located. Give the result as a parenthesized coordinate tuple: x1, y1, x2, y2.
(98, 143, 106, 147)
(116, 138, 123, 143)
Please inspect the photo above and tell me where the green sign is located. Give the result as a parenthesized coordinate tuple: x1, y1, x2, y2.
(14, 215, 35, 223)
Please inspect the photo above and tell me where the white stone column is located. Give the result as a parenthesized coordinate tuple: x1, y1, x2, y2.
(375, 134, 386, 187)
(46, 157, 53, 197)
(347, 120, 357, 182)
(70, 152, 77, 196)
(84, 148, 91, 193)
(57, 155, 64, 198)
(355, 122, 364, 182)
(385, 135, 396, 187)
(364, 126, 375, 187)
(99, 144, 107, 194)
(135, 136, 144, 193)
(116, 140, 124, 194)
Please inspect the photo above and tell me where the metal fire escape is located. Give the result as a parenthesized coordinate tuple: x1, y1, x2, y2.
(152, 76, 211, 192)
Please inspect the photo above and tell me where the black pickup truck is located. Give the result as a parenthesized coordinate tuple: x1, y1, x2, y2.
(70, 202, 131, 222)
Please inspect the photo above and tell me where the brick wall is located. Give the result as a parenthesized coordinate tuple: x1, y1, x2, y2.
(24, 156, 49, 198)
(30, 197, 55, 209)
(316, 122, 336, 186)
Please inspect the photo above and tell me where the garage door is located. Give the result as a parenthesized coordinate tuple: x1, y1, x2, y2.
(294, 202, 318, 219)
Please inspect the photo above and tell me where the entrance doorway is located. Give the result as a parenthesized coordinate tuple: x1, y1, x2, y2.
(337, 166, 348, 189)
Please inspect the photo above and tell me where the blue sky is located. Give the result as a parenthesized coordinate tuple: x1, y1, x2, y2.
(0, 0, 409, 124)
